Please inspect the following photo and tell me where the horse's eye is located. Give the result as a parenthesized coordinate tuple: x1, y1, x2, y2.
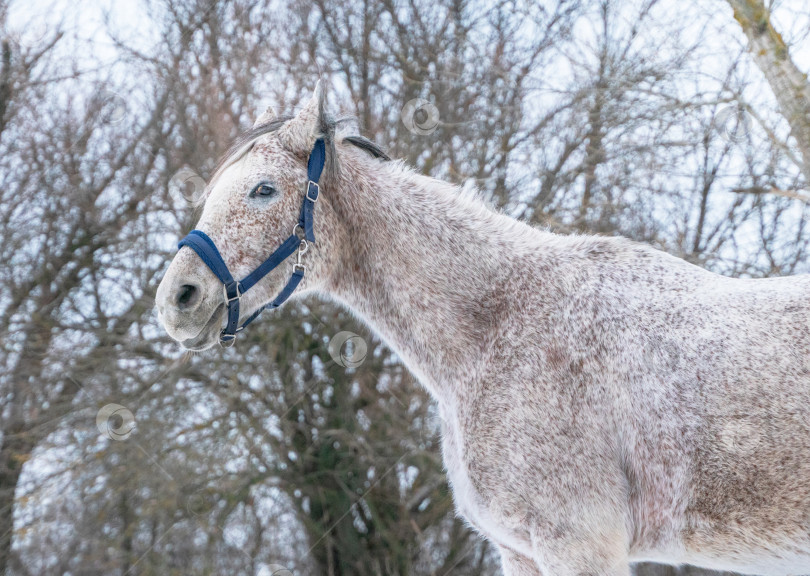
(250, 183, 277, 198)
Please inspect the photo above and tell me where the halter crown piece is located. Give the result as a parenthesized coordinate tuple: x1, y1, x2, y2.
(177, 139, 326, 347)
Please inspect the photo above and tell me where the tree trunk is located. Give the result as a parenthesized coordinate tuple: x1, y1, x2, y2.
(0, 312, 61, 573)
(0, 419, 33, 574)
(727, 0, 810, 183)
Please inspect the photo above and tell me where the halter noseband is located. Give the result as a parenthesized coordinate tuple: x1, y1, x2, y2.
(177, 139, 325, 347)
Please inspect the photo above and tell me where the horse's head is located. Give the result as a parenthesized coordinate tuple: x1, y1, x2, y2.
(156, 84, 342, 350)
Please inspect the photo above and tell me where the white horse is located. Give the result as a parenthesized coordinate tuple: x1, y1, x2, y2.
(156, 85, 810, 575)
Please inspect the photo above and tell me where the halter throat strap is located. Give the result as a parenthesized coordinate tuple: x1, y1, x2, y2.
(177, 138, 325, 347)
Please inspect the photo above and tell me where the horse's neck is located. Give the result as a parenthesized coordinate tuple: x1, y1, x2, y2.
(324, 154, 540, 404)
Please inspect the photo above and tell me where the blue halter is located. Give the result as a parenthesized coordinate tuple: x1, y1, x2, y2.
(177, 139, 325, 347)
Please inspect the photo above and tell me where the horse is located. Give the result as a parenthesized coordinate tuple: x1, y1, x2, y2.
(156, 84, 810, 575)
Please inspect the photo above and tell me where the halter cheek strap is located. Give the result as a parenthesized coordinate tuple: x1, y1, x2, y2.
(177, 139, 325, 347)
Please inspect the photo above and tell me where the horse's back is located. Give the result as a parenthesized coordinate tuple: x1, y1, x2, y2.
(677, 274, 810, 573)
(597, 250, 810, 574)
(457, 234, 810, 573)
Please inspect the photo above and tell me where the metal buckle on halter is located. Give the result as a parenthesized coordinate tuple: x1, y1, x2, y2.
(306, 181, 319, 203)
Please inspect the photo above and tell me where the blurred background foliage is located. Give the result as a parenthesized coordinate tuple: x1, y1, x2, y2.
(1, 0, 809, 574)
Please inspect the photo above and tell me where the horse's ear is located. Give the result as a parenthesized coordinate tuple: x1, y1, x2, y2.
(252, 105, 277, 128)
(277, 81, 326, 153)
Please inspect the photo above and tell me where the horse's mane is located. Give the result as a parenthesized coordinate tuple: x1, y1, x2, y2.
(207, 114, 390, 196)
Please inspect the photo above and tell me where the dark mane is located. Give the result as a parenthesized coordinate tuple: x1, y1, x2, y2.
(343, 134, 391, 161)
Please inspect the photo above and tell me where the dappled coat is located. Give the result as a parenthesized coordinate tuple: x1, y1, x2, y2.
(157, 86, 810, 576)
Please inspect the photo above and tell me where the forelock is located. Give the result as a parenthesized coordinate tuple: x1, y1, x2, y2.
(210, 116, 294, 186)
(195, 113, 390, 208)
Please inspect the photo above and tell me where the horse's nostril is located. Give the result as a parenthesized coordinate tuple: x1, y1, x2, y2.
(176, 284, 200, 310)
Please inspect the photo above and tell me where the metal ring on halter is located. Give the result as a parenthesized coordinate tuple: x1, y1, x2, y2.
(292, 222, 305, 239)
(219, 334, 237, 348)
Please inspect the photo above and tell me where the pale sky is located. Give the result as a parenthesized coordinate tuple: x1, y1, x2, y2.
(8, 0, 810, 75)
